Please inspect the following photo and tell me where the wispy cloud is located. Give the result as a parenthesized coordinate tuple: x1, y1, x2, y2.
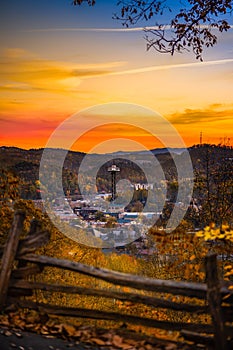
(25, 26, 164, 33)
(25, 25, 233, 33)
(169, 104, 233, 125)
(0, 82, 32, 91)
(1, 47, 232, 97)
(0, 49, 125, 93)
(110, 58, 233, 76)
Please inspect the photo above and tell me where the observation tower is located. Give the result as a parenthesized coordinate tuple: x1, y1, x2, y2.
(107, 164, 120, 201)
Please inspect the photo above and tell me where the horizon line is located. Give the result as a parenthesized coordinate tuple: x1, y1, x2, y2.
(0, 143, 229, 154)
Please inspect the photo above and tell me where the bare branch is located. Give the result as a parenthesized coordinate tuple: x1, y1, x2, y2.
(73, 0, 233, 60)
(73, 0, 96, 6)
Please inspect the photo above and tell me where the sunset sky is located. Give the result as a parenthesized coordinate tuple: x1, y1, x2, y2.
(1, 0, 233, 152)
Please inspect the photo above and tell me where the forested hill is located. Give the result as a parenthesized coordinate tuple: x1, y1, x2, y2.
(0, 147, 85, 182)
(1, 144, 233, 199)
(0, 146, 178, 185)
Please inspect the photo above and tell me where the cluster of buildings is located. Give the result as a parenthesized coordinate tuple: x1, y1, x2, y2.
(53, 196, 158, 227)
(33, 166, 162, 247)
(47, 193, 161, 248)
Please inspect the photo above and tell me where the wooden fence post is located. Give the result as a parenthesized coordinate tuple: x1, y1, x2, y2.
(0, 210, 25, 309)
(205, 253, 227, 350)
(18, 218, 41, 269)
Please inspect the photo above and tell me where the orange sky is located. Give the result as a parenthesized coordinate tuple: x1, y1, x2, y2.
(1, 1, 233, 152)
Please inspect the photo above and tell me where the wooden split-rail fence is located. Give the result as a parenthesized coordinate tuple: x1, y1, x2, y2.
(0, 211, 233, 349)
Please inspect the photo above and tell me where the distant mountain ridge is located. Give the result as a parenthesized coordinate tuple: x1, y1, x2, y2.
(132, 147, 187, 156)
(0, 145, 186, 156)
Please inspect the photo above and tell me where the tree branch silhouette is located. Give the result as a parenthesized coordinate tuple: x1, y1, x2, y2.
(73, 0, 233, 60)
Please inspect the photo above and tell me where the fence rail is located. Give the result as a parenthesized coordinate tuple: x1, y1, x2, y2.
(0, 211, 233, 349)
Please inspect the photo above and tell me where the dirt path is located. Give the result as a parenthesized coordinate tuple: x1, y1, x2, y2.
(0, 326, 198, 350)
(0, 311, 197, 350)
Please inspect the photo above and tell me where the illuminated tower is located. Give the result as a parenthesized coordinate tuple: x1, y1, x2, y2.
(108, 164, 120, 201)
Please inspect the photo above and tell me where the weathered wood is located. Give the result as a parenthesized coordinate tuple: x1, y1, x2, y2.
(222, 307, 233, 322)
(0, 210, 25, 309)
(221, 280, 233, 305)
(17, 230, 50, 257)
(19, 254, 207, 298)
(11, 264, 44, 279)
(181, 330, 214, 345)
(8, 287, 33, 297)
(18, 218, 43, 269)
(0, 245, 5, 258)
(1, 210, 232, 348)
(9, 279, 209, 313)
(12, 299, 216, 334)
(205, 254, 227, 350)
(29, 219, 42, 235)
